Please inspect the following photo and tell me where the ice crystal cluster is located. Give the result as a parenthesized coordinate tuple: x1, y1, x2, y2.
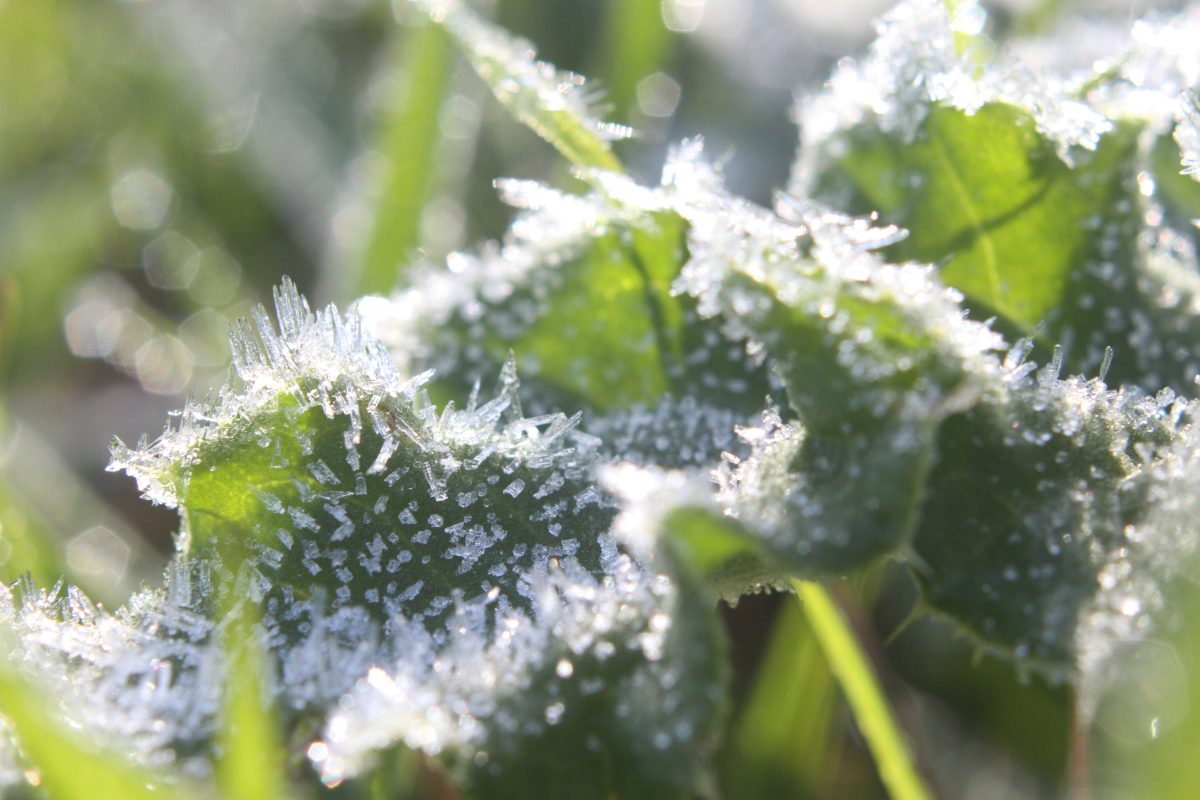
(7, 0, 1200, 796)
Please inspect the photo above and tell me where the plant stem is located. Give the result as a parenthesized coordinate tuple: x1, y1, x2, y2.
(793, 579, 933, 800)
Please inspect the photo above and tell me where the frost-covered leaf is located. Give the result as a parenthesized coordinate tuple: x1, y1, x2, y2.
(0, 577, 209, 798)
(315, 538, 727, 800)
(365, 189, 768, 417)
(105, 280, 727, 797)
(912, 354, 1185, 671)
(113, 280, 616, 639)
(414, 0, 628, 172)
(359, 178, 773, 475)
(794, 0, 1200, 392)
(634, 142, 1200, 673)
(674, 174, 1002, 574)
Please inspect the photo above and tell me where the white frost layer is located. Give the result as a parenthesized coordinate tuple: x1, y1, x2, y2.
(791, 0, 1110, 192)
(313, 552, 696, 785)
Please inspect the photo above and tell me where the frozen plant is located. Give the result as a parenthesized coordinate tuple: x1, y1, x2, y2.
(5, 1, 1200, 798)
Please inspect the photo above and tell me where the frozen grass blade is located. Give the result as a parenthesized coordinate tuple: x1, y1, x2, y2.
(414, 0, 627, 173)
(794, 580, 932, 800)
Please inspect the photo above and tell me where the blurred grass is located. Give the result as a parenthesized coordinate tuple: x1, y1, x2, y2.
(721, 598, 843, 799)
(355, 20, 453, 296)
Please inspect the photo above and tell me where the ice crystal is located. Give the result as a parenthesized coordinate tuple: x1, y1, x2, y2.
(0, 564, 220, 776)
(791, 0, 1109, 181)
(316, 546, 725, 797)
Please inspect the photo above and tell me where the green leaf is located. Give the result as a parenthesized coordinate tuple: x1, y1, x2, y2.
(116, 282, 728, 798)
(452, 544, 727, 800)
(415, 0, 626, 173)
(661, 506, 785, 602)
(117, 282, 617, 638)
(687, 197, 995, 575)
(375, 186, 772, 450)
(306, 465, 731, 799)
(911, 362, 1179, 670)
(803, 99, 1200, 394)
(810, 103, 1132, 334)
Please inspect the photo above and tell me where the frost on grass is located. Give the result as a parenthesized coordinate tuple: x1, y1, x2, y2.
(413, 0, 629, 172)
(792, 0, 1200, 394)
(1178, 92, 1200, 180)
(105, 281, 727, 796)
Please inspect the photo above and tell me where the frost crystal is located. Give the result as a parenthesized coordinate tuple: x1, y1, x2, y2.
(791, 0, 1110, 182)
(1177, 92, 1200, 179)
(0, 564, 221, 776)
(92, 280, 728, 793)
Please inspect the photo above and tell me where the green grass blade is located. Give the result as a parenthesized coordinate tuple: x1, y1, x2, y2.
(415, 0, 625, 173)
(597, 0, 674, 122)
(215, 597, 287, 800)
(794, 580, 932, 800)
(722, 599, 840, 799)
(358, 20, 453, 296)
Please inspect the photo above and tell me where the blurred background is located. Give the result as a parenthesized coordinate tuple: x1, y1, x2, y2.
(1, 0, 1198, 797)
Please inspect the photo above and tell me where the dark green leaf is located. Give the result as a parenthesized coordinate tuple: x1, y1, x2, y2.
(807, 102, 1200, 392)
